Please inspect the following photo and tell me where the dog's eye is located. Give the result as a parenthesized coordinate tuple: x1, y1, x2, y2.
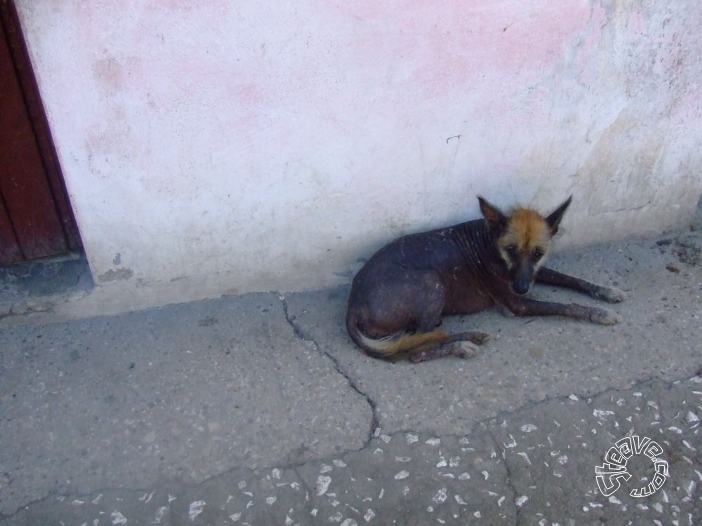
(533, 248, 544, 260)
(505, 245, 518, 257)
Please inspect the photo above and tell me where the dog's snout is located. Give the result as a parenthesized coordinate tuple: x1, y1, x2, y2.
(511, 263, 534, 295)
(512, 279, 531, 295)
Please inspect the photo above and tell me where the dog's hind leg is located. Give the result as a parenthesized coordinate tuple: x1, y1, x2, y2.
(456, 331, 491, 345)
(408, 340, 479, 363)
(407, 331, 490, 363)
(536, 267, 627, 303)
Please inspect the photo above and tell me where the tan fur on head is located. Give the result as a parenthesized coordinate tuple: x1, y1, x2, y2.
(478, 195, 572, 294)
(498, 207, 551, 270)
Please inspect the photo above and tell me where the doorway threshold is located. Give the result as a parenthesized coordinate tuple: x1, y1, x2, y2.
(0, 252, 94, 321)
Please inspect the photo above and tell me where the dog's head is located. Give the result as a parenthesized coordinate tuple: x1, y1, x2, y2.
(478, 195, 572, 295)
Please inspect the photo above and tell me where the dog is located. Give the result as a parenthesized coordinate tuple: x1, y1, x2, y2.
(346, 196, 626, 362)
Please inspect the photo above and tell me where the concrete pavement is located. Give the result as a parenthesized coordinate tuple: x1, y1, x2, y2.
(0, 230, 701, 524)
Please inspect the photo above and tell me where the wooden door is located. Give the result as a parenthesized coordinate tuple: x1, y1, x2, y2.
(0, 0, 81, 265)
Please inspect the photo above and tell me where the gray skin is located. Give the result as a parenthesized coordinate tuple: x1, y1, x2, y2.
(346, 197, 626, 362)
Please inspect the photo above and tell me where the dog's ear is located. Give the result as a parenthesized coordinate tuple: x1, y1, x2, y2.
(545, 195, 572, 236)
(478, 196, 508, 235)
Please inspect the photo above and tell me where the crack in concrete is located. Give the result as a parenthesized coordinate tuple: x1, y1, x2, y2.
(486, 425, 520, 524)
(291, 464, 315, 504)
(278, 293, 380, 443)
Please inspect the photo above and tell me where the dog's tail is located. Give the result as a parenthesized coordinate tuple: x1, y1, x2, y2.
(356, 330, 457, 358)
(346, 312, 463, 359)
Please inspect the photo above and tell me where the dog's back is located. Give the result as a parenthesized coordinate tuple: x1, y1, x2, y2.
(345, 195, 615, 362)
(346, 218, 500, 359)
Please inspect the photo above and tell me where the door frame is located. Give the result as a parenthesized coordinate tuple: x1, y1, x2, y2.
(0, 0, 81, 263)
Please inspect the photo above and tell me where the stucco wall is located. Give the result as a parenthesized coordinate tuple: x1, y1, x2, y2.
(15, 1, 702, 314)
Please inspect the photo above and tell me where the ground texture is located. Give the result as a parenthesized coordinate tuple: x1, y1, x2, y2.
(0, 231, 701, 524)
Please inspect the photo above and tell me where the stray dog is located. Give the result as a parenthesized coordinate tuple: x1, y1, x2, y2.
(346, 196, 626, 362)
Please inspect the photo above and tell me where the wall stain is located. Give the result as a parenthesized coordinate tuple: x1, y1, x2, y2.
(98, 268, 134, 283)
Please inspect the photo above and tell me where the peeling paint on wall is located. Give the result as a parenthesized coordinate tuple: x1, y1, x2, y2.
(97, 268, 134, 283)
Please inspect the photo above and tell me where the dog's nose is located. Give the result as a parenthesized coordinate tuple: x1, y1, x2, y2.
(512, 280, 530, 295)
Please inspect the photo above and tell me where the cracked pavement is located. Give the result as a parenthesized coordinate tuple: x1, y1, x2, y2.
(0, 231, 701, 524)
(282, 295, 380, 442)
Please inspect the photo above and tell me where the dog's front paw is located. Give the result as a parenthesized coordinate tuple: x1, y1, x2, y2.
(589, 308, 622, 325)
(496, 304, 516, 318)
(595, 286, 628, 303)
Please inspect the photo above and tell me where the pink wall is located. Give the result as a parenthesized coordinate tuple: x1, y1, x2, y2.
(15, 0, 702, 313)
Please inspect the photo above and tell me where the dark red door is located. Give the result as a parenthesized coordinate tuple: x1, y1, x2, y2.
(0, 1, 81, 265)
